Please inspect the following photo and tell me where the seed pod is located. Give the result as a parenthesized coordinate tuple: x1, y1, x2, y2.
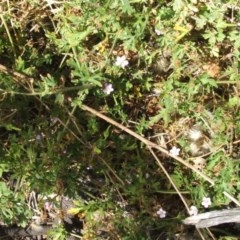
(188, 125, 211, 156)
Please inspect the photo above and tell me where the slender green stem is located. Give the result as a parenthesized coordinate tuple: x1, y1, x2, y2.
(156, 190, 190, 194)
(1, 84, 94, 96)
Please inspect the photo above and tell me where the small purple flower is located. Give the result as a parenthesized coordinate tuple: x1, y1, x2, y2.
(156, 208, 166, 218)
(169, 146, 180, 156)
(115, 56, 129, 68)
(36, 134, 42, 141)
(201, 197, 211, 208)
(103, 83, 114, 95)
(44, 201, 53, 211)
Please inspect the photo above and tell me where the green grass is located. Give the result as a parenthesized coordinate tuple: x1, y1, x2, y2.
(0, 0, 240, 239)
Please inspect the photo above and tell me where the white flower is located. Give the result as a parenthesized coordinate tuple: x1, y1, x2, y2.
(189, 206, 198, 216)
(156, 208, 166, 218)
(155, 29, 163, 36)
(169, 146, 180, 156)
(201, 197, 211, 208)
(115, 56, 129, 68)
(103, 83, 114, 95)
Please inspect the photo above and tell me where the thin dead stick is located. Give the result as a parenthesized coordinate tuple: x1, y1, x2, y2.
(98, 156, 125, 186)
(81, 104, 214, 185)
(223, 191, 240, 206)
(148, 146, 190, 214)
(206, 228, 217, 240)
(196, 228, 207, 240)
(0, 63, 33, 84)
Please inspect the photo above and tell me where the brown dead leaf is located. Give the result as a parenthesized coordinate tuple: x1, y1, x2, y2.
(212, 162, 225, 176)
(202, 63, 221, 78)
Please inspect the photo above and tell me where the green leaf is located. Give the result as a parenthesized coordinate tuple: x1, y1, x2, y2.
(0, 182, 10, 196)
(55, 93, 65, 105)
(172, 0, 185, 12)
(121, 0, 134, 14)
(5, 124, 21, 131)
(228, 96, 240, 107)
(148, 113, 162, 126)
(200, 74, 218, 87)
